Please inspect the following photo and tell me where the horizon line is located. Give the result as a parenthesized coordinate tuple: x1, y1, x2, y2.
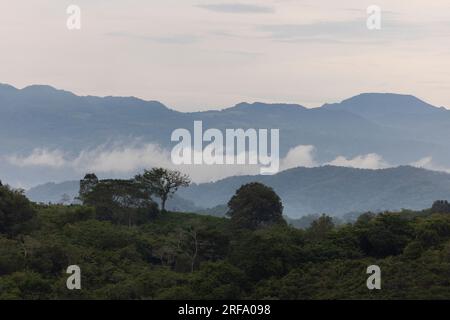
(1, 82, 447, 112)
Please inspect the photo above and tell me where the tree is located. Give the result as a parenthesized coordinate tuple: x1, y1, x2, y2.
(84, 179, 158, 226)
(0, 237, 26, 275)
(177, 225, 200, 273)
(0, 185, 36, 236)
(79, 173, 99, 203)
(431, 200, 450, 214)
(307, 214, 335, 240)
(358, 213, 414, 258)
(229, 226, 303, 281)
(189, 261, 246, 299)
(227, 182, 285, 230)
(135, 168, 190, 212)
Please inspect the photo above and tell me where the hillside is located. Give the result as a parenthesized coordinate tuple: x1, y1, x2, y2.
(27, 166, 450, 218)
(3, 182, 450, 300)
(178, 166, 450, 217)
(2, 84, 450, 187)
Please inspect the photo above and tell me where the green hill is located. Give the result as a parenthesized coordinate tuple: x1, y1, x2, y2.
(2, 183, 450, 299)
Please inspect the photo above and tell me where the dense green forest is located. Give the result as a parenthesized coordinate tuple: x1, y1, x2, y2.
(1, 171, 450, 300)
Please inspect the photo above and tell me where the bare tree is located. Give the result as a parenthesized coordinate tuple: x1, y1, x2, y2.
(176, 225, 200, 272)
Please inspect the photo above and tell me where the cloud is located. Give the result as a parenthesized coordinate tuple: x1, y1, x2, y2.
(5, 144, 259, 183)
(72, 144, 170, 174)
(411, 156, 450, 173)
(197, 3, 275, 14)
(6, 143, 418, 183)
(6, 149, 67, 168)
(106, 32, 200, 45)
(5, 145, 400, 183)
(5, 143, 315, 183)
(280, 145, 317, 170)
(259, 20, 366, 40)
(151, 35, 200, 45)
(327, 153, 389, 169)
(257, 19, 424, 44)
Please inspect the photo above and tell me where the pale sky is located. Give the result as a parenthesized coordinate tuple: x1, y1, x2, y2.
(1, 0, 449, 111)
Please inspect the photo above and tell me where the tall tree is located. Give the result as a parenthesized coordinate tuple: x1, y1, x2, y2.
(84, 179, 158, 226)
(135, 168, 191, 212)
(307, 214, 335, 240)
(227, 182, 285, 230)
(0, 185, 36, 236)
(431, 200, 450, 214)
(78, 173, 99, 203)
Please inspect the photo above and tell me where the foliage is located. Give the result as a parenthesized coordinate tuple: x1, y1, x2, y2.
(135, 168, 191, 212)
(227, 182, 286, 230)
(82, 179, 158, 226)
(306, 214, 335, 241)
(0, 184, 36, 236)
(431, 200, 450, 214)
(2, 180, 450, 299)
(78, 173, 99, 203)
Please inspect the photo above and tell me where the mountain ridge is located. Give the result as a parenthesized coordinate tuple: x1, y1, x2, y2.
(2, 82, 450, 187)
(177, 165, 450, 217)
(2, 83, 445, 112)
(26, 165, 450, 218)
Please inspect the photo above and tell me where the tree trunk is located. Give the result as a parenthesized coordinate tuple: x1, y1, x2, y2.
(161, 196, 167, 212)
(191, 231, 198, 273)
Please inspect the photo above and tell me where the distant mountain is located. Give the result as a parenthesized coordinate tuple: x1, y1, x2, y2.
(323, 93, 450, 144)
(25, 180, 201, 212)
(322, 93, 442, 118)
(26, 180, 80, 204)
(2, 83, 450, 186)
(27, 166, 450, 218)
(178, 166, 450, 217)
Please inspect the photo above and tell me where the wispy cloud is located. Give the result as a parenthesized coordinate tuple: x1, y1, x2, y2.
(6, 144, 398, 183)
(6, 143, 311, 183)
(327, 153, 389, 170)
(280, 145, 317, 170)
(7, 149, 67, 168)
(148, 35, 200, 45)
(411, 156, 450, 174)
(257, 19, 424, 44)
(197, 3, 275, 14)
(106, 32, 200, 45)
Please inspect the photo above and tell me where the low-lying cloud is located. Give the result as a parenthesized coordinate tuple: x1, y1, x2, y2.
(280, 145, 317, 170)
(5, 143, 406, 183)
(411, 156, 450, 174)
(7, 149, 67, 168)
(6, 143, 316, 183)
(326, 153, 389, 170)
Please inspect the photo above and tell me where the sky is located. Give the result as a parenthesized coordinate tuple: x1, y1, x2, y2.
(0, 0, 449, 111)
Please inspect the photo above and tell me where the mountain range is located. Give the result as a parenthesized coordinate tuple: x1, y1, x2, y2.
(0, 84, 450, 216)
(1, 83, 450, 199)
(26, 165, 450, 218)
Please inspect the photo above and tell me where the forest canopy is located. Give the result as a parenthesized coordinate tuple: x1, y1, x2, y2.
(1, 176, 450, 300)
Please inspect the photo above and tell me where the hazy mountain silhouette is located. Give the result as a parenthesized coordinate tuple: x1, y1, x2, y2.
(322, 93, 442, 118)
(177, 166, 450, 217)
(1, 83, 450, 186)
(26, 166, 450, 218)
(25, 180, 201, 213)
